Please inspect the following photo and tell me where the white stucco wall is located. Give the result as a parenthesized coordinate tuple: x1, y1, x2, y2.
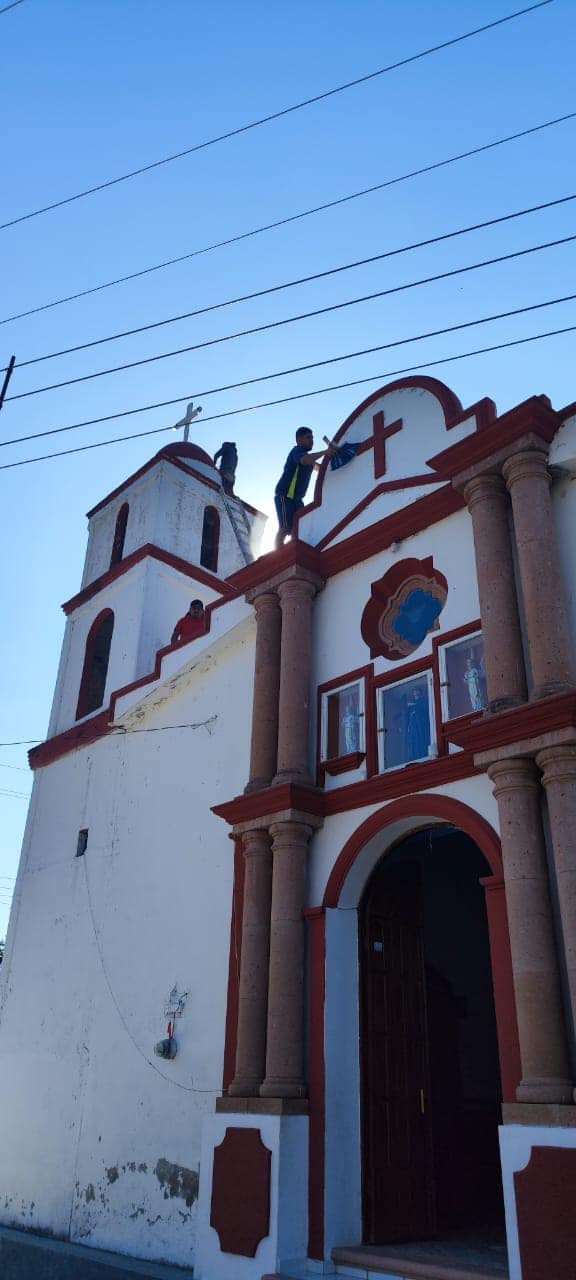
(82, 458, 259, 592)
(0, 617, 255, 1267)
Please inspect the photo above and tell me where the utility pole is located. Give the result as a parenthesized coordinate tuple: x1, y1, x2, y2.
(0, 356, 15, 413)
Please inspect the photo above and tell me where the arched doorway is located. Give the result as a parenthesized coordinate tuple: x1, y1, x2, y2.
(360, 825, 503, 1246)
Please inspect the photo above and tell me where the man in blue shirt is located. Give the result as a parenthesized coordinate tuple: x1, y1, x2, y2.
(274, 427, 336, 550)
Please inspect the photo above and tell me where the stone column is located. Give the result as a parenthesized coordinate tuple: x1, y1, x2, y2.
(228, 829, 273, 1097)
(245, 590, 282, 793)
(274, 576, 318, 787)
(488, 758, 572, 1102)
(537, 744, 576, 1074)
(502, 449, 576, 700)
(460, 473, 526, 712)
(260, 820, 311, 1097)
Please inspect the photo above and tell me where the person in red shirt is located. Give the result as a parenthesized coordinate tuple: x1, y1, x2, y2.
(171, 599, 207, 645)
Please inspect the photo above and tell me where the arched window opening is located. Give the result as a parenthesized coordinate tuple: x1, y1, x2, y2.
(110, 503, 129, 567)
(76, 610, 114, 720)
(200, 506, 220, 572)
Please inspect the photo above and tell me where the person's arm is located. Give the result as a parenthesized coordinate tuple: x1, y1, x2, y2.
(299, 445, 338, 467)
(213, 448, 222, 463)
(171, 624, 180, 644)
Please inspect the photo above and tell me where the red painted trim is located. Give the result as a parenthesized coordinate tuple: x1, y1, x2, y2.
(448, 689, 576, 753)
(428, 395, 559, 481)
(373, 412, 402, 479)
(316, 664, 373, 786)
(226, 538, 323, 596)
(322, 750, 477, 816)
(361, 557, 448, 661)
(64, 543, 233, 615)
(314, 473, 439, 553)
(75, 608, 114, 721)
(29, 709, 112, 769)
(320, 793, 520, 1109)
(320, 485, 465, 578)
(303, 377, 495, 521)
(212, 782, 324, 826)
(371, 654, 432, 690)
(306, 907, 326, 1260)
(431, 618, 483, 751)
(30, 593, 237, 770)
(321, 752, 366, 777)
(222, 836, 245, 1093)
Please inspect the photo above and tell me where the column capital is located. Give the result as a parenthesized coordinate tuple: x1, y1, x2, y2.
(246, 585, 280, 609)
(242, 827, 273, 857)
(269, 819, 313, 846)
(487, 756, 540, 796)
(458, 471, 507, 505)
(276, 575, 319, 604)
(537, 744, 576, 785)
(502, 447, 550, 491)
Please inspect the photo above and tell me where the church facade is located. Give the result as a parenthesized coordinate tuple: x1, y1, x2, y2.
(2, 375, 576, 1280)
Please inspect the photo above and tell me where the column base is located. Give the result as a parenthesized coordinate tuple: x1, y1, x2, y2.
(516, 1077, 574, 1105)
(531, 680, 576, 701)
(486, 695, 525, 714)
(272, 770, 313, 787)
(227, 1077, 263, 1097)
(243, 778, 272, 794)
(260, 1076, 308, 1099)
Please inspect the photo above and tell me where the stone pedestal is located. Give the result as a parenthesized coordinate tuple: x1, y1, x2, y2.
(195, 1108, 309, 1280)
(488, 758, 572, 1103)
(229, 830, 273, 1097)
(460, 472, 526, 711)
(260, 821, 311, 1098)
(503, 450, 576, 700)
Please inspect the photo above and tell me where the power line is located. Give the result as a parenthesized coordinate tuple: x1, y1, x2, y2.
(0, 0, 27, 14)
(0, 2, 554, 234)
(6, 192, 576, 372)
(2, 109, 574, 329)
(6, 234, 576, 403)
(2, 320, 575, 472)
(2, 290, 575, 452)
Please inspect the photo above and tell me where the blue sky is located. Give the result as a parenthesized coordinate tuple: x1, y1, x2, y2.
(1, 0, 575, 936)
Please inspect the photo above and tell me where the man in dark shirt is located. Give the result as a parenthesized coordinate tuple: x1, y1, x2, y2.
(171, 599, 207, 645)
(213, 442, 238, 496)
(274, 427, 335, 549)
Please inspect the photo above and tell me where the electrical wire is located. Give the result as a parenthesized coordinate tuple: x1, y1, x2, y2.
(2, 109, 574, 328)
(2, 290, 575, 453)
(2, 319, 575, 472)
(0, 0, 26, 13)
(0, 1, 555, 233)
(6, 233, 576, 402)
(0, 719, 220, 749)
(6, 192, 576, 372)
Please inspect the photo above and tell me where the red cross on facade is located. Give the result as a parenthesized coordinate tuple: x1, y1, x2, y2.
(372, 410, 403, 479)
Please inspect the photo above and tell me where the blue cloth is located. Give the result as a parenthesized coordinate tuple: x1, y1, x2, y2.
(329, 443, 359, 470)
(275, 445, 313, 502)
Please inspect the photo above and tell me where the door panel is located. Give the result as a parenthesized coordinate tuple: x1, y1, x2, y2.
(361, 860, 435, 1243)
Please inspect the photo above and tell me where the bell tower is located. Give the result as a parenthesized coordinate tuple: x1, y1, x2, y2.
(46, 440, 266, 739)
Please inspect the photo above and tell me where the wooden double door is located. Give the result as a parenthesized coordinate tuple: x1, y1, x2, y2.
(360, 841, 502, 1245)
